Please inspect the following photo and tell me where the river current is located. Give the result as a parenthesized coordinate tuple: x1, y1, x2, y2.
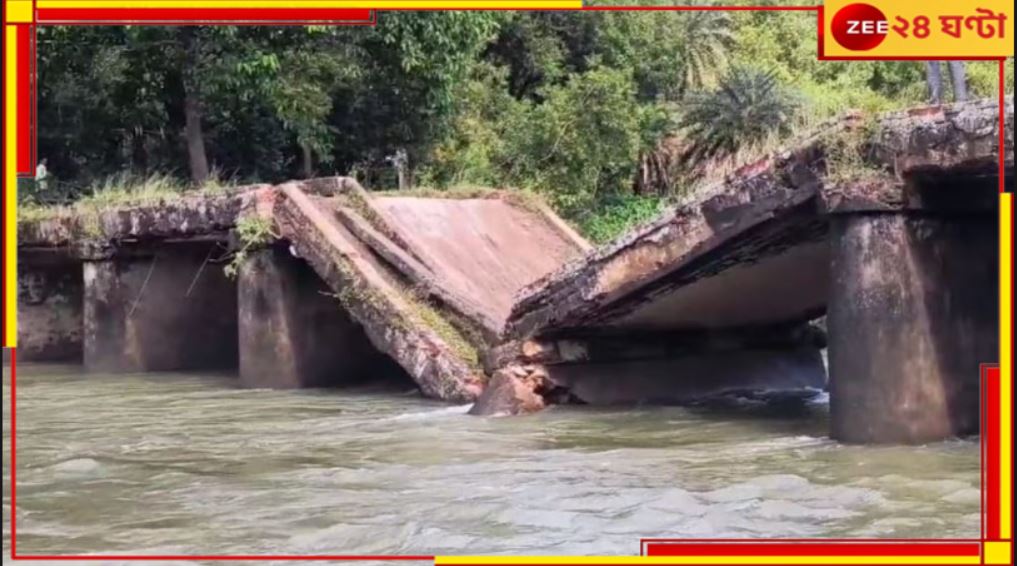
(3, 362, 980, 562)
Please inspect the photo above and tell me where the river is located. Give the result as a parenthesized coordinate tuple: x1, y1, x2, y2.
(2, 362, 980, 562)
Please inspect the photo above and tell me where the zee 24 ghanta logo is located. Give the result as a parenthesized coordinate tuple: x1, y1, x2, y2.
(829, 2, 1008, 53)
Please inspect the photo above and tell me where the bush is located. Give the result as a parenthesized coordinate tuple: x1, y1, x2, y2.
(576, 192, 664, 244)
(498, 66, 646, 217)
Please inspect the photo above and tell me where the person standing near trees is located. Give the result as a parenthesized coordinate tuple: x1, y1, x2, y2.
(35, 158, 49, 193)
(925, 61, 968, 104)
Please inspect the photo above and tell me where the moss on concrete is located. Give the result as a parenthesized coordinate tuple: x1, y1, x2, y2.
(402, 289, 482, 370)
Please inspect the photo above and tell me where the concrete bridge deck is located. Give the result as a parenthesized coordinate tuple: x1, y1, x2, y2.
(16, 97, 1012, 444)
(505, 98, 1011, 339)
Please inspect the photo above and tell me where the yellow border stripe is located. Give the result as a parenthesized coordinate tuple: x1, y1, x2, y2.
(3, 26, 18, 349)
(984, 541, 1012, 564)
(1000, 192, 1013, 540)
(6, 0, 35, 23)
(38, 0, 583, 7)
(436, 557, 980, 565)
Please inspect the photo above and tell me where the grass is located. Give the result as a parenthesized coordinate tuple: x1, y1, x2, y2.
(819, 116, 889, 184)
(20, 171, 237, 224)
(577, 193, 666, 244)
(224, 216, 278, 279)
(374, 184, 503, 200)
(683, 114, 844, 191)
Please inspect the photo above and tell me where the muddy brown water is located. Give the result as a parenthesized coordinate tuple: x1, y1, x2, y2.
(3, 363, 979, 563)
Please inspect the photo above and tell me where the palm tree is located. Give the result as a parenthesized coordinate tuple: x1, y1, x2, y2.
(632, 7, 734, 194)
(679, 67, 797, 165)
(673, 9, 736, 97)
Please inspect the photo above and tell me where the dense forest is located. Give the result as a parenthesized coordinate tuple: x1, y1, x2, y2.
(31, 9, 1014, 241)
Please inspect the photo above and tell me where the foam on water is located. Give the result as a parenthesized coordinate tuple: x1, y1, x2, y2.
(50, 457, 102, 475)
(388, 403, 474, 421)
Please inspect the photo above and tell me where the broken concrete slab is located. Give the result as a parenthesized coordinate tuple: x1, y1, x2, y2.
(504, 97, 1012, 342)
(332, 204, 502, 343)
(363, 192, 589, 330)
(284, 176, 589, 343)
(873, 96, 1013, 176)
(471, 346, 826, 416)
(504, 162, 826, 339)
(273, 182, 485, 403)
(467, 364, 555, 416)
(486, 323, 827, 370)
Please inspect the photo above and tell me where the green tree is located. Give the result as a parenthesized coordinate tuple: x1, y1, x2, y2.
(316, 13, 500, 186)
(485, 9, 732, 103)
(499, 66, 645, 216)
(36, 16, 500, 192)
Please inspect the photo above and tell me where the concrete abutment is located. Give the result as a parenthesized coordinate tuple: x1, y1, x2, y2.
(17, 258, 84, 362)
(82, 243, 239, 373)
(827, 212, 998, 444)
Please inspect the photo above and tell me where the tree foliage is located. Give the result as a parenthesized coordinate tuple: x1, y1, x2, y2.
(32, 11, 1010, 241)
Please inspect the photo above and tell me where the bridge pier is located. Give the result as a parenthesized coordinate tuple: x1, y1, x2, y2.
(17, 257, 83, 361)
(828, 213, 997, 444)
(237, 247, 405, 388)
(83, 243, 238, 373)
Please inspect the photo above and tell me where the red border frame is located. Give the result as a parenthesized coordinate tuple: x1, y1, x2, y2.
(3, 3, 1013, 562)
(36, 8, 377, 26)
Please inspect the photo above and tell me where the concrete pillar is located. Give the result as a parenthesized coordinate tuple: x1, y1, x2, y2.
(828, 213, 997, 444)
(17, 259, 83, 361)
(83, 244, 238, 372)
(237, 247, 403, 388)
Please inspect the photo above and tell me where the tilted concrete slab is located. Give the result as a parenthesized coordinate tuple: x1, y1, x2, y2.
(272, 183, 486, 402)
(301, 179, 589, 340)
(504, 97, 1012, 340)
(363, 194, 589, 332)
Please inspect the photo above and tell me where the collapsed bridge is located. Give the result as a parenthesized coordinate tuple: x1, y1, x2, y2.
(18, 179, 588, 402)
(16, 97, 1013, 444)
